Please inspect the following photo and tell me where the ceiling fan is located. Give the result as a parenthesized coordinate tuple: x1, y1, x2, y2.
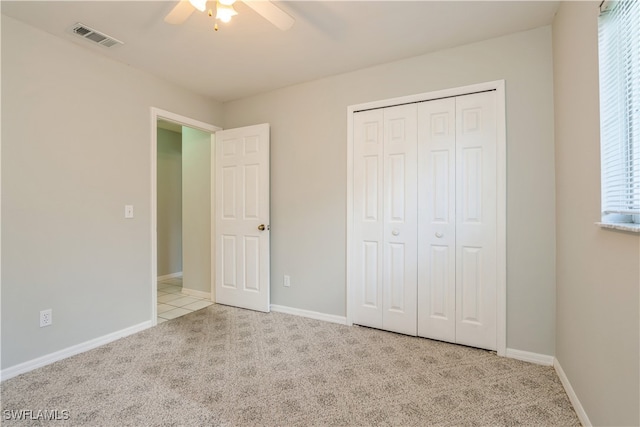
(164, 0, 295, 31)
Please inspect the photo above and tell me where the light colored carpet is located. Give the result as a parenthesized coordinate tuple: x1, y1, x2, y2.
(1, 304, 580, 426)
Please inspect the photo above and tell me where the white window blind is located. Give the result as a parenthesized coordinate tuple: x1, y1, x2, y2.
(598, 0, 640, 224)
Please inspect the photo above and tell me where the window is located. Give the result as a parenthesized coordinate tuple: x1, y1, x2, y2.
(598, 0, 640, 230)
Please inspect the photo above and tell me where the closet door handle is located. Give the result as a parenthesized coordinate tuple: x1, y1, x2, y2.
(435, 232, 444, 238)
(392, 229, 400, 236)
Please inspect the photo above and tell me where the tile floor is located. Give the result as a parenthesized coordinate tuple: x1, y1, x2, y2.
(157, 276, 213, 324)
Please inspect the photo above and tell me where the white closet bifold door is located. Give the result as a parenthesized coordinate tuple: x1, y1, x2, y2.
(382, 104, 418, 336)
(352, 104, 418, 336)
(353, 109, 385, 330)
(352, 87, 500, 352)
(417, 91, 497, 351)
(455, 91, 497, 351)
(417, 98, 457, 343)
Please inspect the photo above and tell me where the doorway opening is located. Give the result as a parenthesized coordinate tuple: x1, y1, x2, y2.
(150, 108, 220, 325)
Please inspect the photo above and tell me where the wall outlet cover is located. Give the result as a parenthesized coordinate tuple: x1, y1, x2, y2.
(40, 309, 52, 327)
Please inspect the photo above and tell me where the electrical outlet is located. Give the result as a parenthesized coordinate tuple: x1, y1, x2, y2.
(40, 309, 52, 327)
(283, 275, 291, 287)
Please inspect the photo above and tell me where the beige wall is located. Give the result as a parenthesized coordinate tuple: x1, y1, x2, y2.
(224, 26, 557, 356)
(157, 128, 182, 277)
(552, 2, 640, 425)
(1, 15, 223, 368)
(181, 127, 212, 294)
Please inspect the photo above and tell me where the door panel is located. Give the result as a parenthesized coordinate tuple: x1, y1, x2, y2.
(429, 246, 450, 317)
(388, 242, 406, 311)
(363, 241, 380, 307)
(455, 92, 497, 350)
(243, 165, 260, 219)
(461, 147, 483, 223)
(222, 235, 237, 288)
(382, 104, 417, 336)
(353, 110, 384, 329)
(460, 246, 482, 323)
(215, 124, 270, 312)
(417, 98, 456, 343)
(389, 154, 406, 221)
(221, 167, 237, 219)
(244, 236, 260, 291)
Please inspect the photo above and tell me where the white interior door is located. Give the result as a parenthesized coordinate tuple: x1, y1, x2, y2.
(215, 123, 270, 312)
(455, 92, 497, 350)
(417, 98, 457, 342)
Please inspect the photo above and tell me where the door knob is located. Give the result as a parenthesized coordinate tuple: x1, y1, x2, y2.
(435, 232, 443, 238)
(258, 224, 266, 231)
(392, 229, 400, 236)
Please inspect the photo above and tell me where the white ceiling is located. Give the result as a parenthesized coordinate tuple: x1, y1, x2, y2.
(2, 1, 560, 102)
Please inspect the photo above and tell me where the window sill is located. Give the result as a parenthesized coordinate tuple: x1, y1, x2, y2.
(596, 222, 640, 233)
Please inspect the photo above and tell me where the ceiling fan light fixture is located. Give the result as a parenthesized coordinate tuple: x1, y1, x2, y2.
(216, 2, 238, 23)
(189, 0, 207, 12)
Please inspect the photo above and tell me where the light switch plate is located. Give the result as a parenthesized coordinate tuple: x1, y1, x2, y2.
(125, 205, 134, 218)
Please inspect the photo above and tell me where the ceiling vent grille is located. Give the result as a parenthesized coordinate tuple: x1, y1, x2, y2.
(70, 23, 123, 48)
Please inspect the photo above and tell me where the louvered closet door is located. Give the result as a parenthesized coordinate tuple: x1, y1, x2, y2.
(417, 98, 457, 343)
(353, 104, 418, 336)
(455, 91, 497, 351)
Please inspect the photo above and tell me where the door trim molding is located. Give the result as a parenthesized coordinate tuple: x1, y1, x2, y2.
(345, 80, 507, 356)
(150, 108, 220, 325)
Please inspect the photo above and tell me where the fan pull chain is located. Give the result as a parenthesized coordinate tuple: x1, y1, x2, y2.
(208, 8, 220, 31)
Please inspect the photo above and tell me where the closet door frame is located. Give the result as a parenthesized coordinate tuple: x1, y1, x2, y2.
(346, 80, 506, 357)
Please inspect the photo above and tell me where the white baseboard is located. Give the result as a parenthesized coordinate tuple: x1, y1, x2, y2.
(270, 304, 347, 325)
(157, 272, 183, 281)
(181, 287, 211, 300)
(506, 348, 554, 366)
(0, 321, 153, 382)
(554, 358, 592, 427)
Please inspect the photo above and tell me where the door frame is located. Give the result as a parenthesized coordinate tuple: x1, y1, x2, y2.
(150, 108, 221, 325)
(346, 80, 507, 356)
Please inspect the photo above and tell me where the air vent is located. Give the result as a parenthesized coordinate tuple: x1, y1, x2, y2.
(70, 23, 123, 48)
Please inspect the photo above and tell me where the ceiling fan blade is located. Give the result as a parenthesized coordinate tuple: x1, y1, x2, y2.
(164, 0, 196, 25)
(243, 0, 295, 31)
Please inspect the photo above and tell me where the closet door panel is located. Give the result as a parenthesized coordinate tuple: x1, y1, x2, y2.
(417, 98, 456, 342)
(353, 110, 384, 329)
(455, 91, 497, 351)
(383, 104, 417, 336)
